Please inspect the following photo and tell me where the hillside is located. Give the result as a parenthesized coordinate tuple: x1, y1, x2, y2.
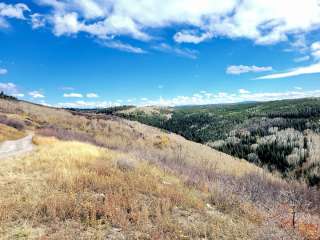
(114, 98, 320, 186)
(0, 99, 320, 239)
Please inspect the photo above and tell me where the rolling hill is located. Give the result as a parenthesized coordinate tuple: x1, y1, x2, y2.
(0, 98, 319, 239)
(113, 98, 320, 187)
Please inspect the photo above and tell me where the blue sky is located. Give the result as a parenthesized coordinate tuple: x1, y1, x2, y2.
(1, 0, 320, 107)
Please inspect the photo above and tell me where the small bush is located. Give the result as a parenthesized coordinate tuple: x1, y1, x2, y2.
(209, 187, 243, 215)
(153, 135, 170, 149)
(0, 115, 25, 130)
(37, 126, 99, 145)
(117, 158, 137, 171)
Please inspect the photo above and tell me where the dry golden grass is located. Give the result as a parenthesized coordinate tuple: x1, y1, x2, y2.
(0, 137, 261, 239)
(0, 99, 270, 179)
(0, 123, 25, 142)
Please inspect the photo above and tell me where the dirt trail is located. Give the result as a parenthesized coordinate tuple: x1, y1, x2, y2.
(0, 134, 34, 159)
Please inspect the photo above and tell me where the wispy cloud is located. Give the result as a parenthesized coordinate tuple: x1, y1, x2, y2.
(86, 93, 99, 98)
(63, 93, 83, 98)
(256, 63, 320, 79)
(31, 13, 46, 29)
(174, 30, 213, 44)
(99, 41, 147, 54)
(139, 89, 320, 107)
(0, 68, 8, 75)
(227, 65, 273, 75)
(13, 93, 24, 97)
(0, 82, 17, 93)
(0, 2, 30, 28)
(56, 88, 320, 108)
(153, 43, 198, 59)
(58, 101, 120, 108)
(29, 91, 45, 98)
(311, 41, 320, 59)
(294, 56, 310, 63)
(239, 89, 250, 94)
(30, 0, 320, 48)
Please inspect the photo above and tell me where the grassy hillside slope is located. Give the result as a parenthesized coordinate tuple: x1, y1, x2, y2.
(115, 98, 320, 186)
(0, 99, 319, 239)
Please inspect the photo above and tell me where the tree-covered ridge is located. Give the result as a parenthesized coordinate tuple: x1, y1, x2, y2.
(0, 92, 17, 101)
(115, 98, 320, 186)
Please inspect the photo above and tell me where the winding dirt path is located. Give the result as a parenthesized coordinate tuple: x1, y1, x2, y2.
(0, 134, 34, 159)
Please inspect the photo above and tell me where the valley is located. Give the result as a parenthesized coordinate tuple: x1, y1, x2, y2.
(110, 98, 320, 187)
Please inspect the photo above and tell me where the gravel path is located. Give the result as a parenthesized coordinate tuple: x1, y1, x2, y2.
(0, 134, 34, 159)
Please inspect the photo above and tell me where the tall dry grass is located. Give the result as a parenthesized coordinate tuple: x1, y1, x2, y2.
(0, 137, 262, 239)
(0, 123, 25, 142)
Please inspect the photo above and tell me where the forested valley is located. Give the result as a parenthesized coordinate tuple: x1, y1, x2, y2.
(111, 98, 320, 186)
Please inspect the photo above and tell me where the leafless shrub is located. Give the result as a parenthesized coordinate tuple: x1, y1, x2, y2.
(116, 158, 137, 172)
(235, 172, 285, 205)
(280, 184, 308, 229)
(209, 186, 243, 215)
(37, 126, 100, 146)
(0, 115, 25, 130)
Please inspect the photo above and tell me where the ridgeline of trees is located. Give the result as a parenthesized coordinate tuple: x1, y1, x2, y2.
(0, 91, 17, 101)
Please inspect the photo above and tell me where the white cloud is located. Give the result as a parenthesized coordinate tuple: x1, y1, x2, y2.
(63, 93, 83, 98)
(0, 3, 29, 19)
(0, 82, 24, 97)
(0, 82, 17, 93)
(0, 68, 8, 75)
(0, 2, 30, 28)
(226, 65, 273, 75)
(138, 89, 320, 107)
(289, 35, 308, 53)
(57, 100, 120, 108)
(153, 43, 198, 59)
(12, 93, 24, 98)
(174, 30, 213, 44)
(256, 63, 320, 79)
(56, 88, 320, 108)
(239, 89, 250, 94)
(33, 0, 320, 47)
(52, 12, 81, 36)
(99, 40, 146, 54)
(86, 93, 99, 98)
(294, 87, 303, 90)
(294, 56, 310, 63)
(31, 13, 46, 29)
(311, 41, 320, 59)
(29, 91, 45, 98)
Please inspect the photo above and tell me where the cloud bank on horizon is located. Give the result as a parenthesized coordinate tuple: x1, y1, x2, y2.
(1, 1, 320, 107)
